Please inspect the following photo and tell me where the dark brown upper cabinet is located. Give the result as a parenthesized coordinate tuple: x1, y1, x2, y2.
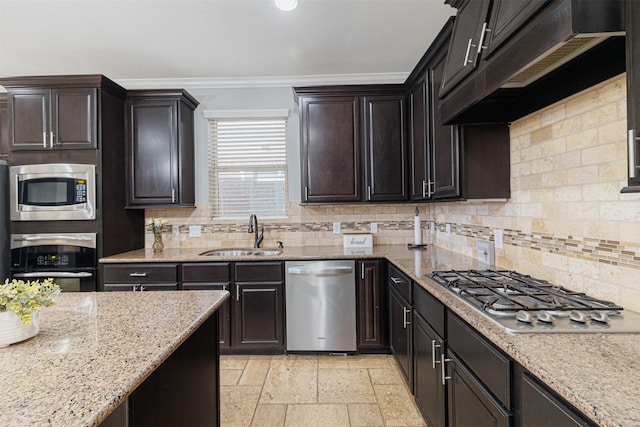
(125, 89, 198, 208)
(408, 18, 510, 201)
(0, 94, 8, 160)
(439, 0, 492, 98)
(483, 0, 549, 58)
(295, 86, 406, 204)
(363, 95, 408, 202)
(409, 18, 462, 201)
(4, 87, 97, 150)
(297, 94, 361, 203)
(439, 0, 625, 124)
(624, 0, 640, 192)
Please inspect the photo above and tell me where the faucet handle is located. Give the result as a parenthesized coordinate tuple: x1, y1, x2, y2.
(277, 241, 284, 249)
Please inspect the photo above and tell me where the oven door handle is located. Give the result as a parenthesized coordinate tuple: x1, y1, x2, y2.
(15, 235, 94, 242)
(13, 272, 94, 278)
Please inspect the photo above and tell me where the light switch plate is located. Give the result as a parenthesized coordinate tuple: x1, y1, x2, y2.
(370, 222, 378, 233)
(430, 221, 435, 234)
(494, 229, 504, 249)
(172, 225, 180, 236)
(477, 240, 495, 265)
(445, 224, 451, 235)
(189, 225, 201, 237)
(333, 222, 341, 234)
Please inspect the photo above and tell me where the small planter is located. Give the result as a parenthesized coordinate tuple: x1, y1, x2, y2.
(0, 311, 40, 347)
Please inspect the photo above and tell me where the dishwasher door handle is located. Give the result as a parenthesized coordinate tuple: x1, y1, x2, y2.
(287, 266, 353, 276)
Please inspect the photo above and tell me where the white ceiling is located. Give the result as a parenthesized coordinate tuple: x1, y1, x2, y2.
(0, 0, 455, 89)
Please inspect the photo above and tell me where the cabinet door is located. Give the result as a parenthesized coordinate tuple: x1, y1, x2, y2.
(8, 88, 49, 149)
(440, 0, 492, 96)
(626, 0, 640, 188)
(362, 95, 408, 201)
(300, 96, 361, 203)
(519, 372, 593, 427)
(447, 351, 511, 427)
(413, 313, 445, 427)
(356, 260, 387, 351)
(52, 88, 97, 149)
(0, 94, 8, 159)
(409, 76, 431, 201)
(484, 0, 549, 57)
(430, 45, 460, 199)
(126, 99, 179, 206)
(234, 282, 285, 351)
(389, 287, 412, 387)
(183, 282, 232, 349)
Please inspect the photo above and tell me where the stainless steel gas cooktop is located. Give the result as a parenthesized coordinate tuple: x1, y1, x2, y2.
(430, 270, 640, 334)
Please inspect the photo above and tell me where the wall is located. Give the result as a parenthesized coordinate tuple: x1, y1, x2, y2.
(147, 73, 640, 311)
(431, 74, 640, 312)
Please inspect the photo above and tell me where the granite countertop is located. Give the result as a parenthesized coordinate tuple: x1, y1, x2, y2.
(100, 244, 640, 427)
(0, 290, 229, 427)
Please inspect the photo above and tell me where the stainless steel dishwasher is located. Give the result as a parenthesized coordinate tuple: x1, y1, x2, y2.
(285, 260, 356, 352)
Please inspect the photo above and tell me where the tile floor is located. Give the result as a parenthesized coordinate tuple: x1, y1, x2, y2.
(220, 354, 427, 427)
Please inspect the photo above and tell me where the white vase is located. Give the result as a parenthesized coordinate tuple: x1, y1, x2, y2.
(0, 310, 40, 347)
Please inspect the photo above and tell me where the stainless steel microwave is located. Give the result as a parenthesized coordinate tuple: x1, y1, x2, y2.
(10, 163, 96, 221)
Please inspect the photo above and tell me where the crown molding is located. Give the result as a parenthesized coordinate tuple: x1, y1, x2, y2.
(114, 72, 409, 91)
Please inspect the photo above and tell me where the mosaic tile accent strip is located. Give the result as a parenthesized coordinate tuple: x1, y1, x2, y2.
(165, 221, 418, 235)
(434, 222, 640, 270)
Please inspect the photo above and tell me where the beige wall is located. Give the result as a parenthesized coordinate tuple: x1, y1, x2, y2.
(431, 74, 640, 312)
(148, 73, 640, 311)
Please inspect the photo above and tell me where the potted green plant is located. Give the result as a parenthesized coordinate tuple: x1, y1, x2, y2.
(0, 278, 60, 347)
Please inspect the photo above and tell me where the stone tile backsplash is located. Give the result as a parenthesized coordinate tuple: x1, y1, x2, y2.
(147, 73, 640, 311)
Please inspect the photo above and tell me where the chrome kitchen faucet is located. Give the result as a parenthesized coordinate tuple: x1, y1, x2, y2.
(248, 214, 264, 248)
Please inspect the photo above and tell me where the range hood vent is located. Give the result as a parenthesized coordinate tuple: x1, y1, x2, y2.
(502, 35, 615, 88)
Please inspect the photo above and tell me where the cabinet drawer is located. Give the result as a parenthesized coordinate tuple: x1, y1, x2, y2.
(103, 264, 178, 284)
(413, 283, 445, 338)
(447, 312, 512, 409)
(182, 263, 230, 283)
(388, 264, 411, 303)
(103, 283, 179, 291)
(235, 262, 283, 282)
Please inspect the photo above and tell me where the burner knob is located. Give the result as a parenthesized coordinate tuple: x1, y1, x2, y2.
(569, 311, 590, 324)
(516, 310, 535, 325)
(536, 312, 555, 324)
(590, 311, 610, 324)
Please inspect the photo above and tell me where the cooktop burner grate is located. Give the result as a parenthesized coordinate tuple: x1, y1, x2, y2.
(430, 270, 623, 313)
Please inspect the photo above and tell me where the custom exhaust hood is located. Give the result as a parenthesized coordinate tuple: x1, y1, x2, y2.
(439, 0, 626, 125)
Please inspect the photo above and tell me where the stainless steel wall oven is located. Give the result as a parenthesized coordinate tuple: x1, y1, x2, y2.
(11, 233, 97, 292)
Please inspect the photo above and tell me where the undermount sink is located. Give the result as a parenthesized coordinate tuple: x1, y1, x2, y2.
(199, 249, 282, 257)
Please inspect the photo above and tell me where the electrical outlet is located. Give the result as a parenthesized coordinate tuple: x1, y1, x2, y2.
(333, 222, 341, 234)
(172, 225, 180, 236)
(445, 223, 451, 235)
(189, 225, 201, 237)
(430, 221, 435, 234)
(477, 240, 496, 265)
(494, 229, 504, 249)
(370, 222, 378, 233)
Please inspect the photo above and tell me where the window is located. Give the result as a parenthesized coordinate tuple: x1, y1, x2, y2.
(207, 112, 288, 219)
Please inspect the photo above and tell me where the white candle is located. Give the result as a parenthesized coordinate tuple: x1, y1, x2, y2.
(414, 215, 422, 245)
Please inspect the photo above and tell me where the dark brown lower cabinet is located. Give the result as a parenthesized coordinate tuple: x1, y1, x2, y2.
(234, 282, 284, 351)
(181, 263, 231, 349)
(446, 350, 511, 427)
(356, 260, 387, 352)
(516, 366, 595, 427)
(413, 312, 445, 427)
(389, 286, 412, 386)
(101, 263, 179, 291)
(129, 312, 219, 427)
(231, 262, 285, 354)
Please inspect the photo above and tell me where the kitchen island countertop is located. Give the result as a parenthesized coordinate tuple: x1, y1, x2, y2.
(101, 244, 640, 427)
(0, 290, 229, 427)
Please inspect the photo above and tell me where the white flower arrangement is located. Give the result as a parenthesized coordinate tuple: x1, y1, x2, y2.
(0, 278, 61, 325)
(146, 218, 169, 234)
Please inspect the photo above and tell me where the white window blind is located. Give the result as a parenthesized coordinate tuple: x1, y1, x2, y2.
(208, 117, 288, 219)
